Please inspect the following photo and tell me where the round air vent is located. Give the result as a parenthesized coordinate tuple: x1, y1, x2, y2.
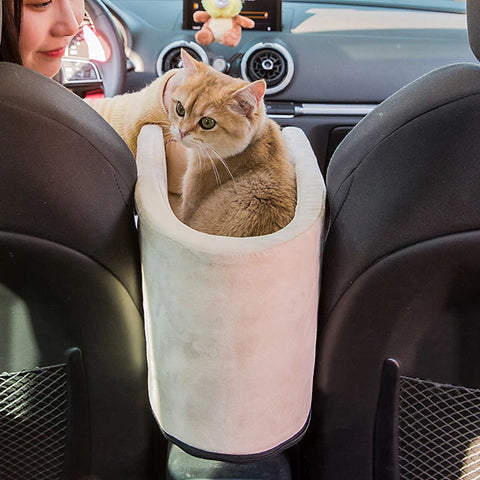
(156, 41, 208, 75)
(241, 43, 294, 95)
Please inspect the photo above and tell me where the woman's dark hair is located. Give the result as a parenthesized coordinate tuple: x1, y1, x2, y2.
(0, 0, 23, 64)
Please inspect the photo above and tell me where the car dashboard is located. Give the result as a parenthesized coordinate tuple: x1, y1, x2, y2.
(81, 0, 474, 171)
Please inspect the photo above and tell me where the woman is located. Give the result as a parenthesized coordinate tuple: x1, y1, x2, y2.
(1, 0, 83, 76)
(0, 0, 186, 159)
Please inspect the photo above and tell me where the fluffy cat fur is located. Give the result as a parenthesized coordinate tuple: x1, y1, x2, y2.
(168, 50, 297, 237)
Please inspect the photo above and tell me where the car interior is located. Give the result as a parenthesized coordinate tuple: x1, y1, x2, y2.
(1, 0, 480, 478)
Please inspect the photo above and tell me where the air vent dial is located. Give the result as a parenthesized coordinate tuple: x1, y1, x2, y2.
(241, 43, 294, 95)
(156, 41, 208, 75)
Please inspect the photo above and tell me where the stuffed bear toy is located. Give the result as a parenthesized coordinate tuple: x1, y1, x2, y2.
(193, 0, 255, 48)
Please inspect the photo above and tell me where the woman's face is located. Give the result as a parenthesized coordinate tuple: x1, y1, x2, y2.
(19, 0, 84, 77)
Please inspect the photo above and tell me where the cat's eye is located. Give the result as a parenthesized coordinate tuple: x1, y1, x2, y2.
(199, 117, 216, 130)
(176, 102, 185, 117)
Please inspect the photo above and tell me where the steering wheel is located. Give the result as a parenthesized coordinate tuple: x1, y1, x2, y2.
(83, 0, 126, 97)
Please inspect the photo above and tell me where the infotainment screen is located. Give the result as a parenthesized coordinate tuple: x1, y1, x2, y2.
(183, 0, 282, 32)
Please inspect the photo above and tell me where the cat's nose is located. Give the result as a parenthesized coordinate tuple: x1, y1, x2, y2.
(180, 130, 188, 139)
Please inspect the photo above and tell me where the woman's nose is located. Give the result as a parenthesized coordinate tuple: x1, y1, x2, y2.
(51, 0, 83, 37)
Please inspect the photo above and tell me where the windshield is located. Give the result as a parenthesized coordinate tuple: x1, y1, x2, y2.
(284, 0, 465, 13)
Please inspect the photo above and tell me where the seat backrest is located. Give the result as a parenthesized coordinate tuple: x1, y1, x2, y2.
(301, 1, 480, 479)
(0, 61, 157, 479)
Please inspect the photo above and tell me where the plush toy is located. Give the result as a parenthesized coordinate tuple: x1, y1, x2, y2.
(193, 0, 255, 48)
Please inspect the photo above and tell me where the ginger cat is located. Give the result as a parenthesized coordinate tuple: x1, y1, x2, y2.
(168, 50, 297, 237)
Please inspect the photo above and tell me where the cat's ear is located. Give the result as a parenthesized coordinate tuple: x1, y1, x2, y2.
(231, 80, 266, 117)
(180, 48, 199, 78)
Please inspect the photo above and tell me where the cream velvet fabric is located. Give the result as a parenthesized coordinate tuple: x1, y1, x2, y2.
(135, 125, 326, 457)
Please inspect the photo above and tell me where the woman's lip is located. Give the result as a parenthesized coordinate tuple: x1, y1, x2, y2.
(40, 47, 66, 58)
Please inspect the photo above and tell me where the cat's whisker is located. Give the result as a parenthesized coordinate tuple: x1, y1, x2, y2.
(194, 140, 222, 187)
(207, 146, 238, 194)
(190, 139, 217, 184)
(194, 144, 207, 171)
(209, 158, 222, 188)
(202, 143, 236, 186)
(195, 150, 211, 183)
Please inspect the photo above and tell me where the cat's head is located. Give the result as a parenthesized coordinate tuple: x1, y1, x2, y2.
(168, 49, 266, 159)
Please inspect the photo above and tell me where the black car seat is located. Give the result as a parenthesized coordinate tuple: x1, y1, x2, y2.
(301, 0, 480, 479)
(0, 29, 158, 480)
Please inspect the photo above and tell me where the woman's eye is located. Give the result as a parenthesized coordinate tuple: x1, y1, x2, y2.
(29, 1, 52, 8)
(199, 117, 216, 130)
(176, 102, 185, 117)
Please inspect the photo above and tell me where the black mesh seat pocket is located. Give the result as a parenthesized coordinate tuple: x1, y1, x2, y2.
(399, 376, 480, 480)
(0, 364, 68, 480)
(0, 347, 89, 480)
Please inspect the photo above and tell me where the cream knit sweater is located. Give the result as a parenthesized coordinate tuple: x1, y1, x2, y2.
(86, 69, 177, 155)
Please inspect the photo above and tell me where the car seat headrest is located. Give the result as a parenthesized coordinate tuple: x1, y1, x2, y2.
(468, 0, 480, 62)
